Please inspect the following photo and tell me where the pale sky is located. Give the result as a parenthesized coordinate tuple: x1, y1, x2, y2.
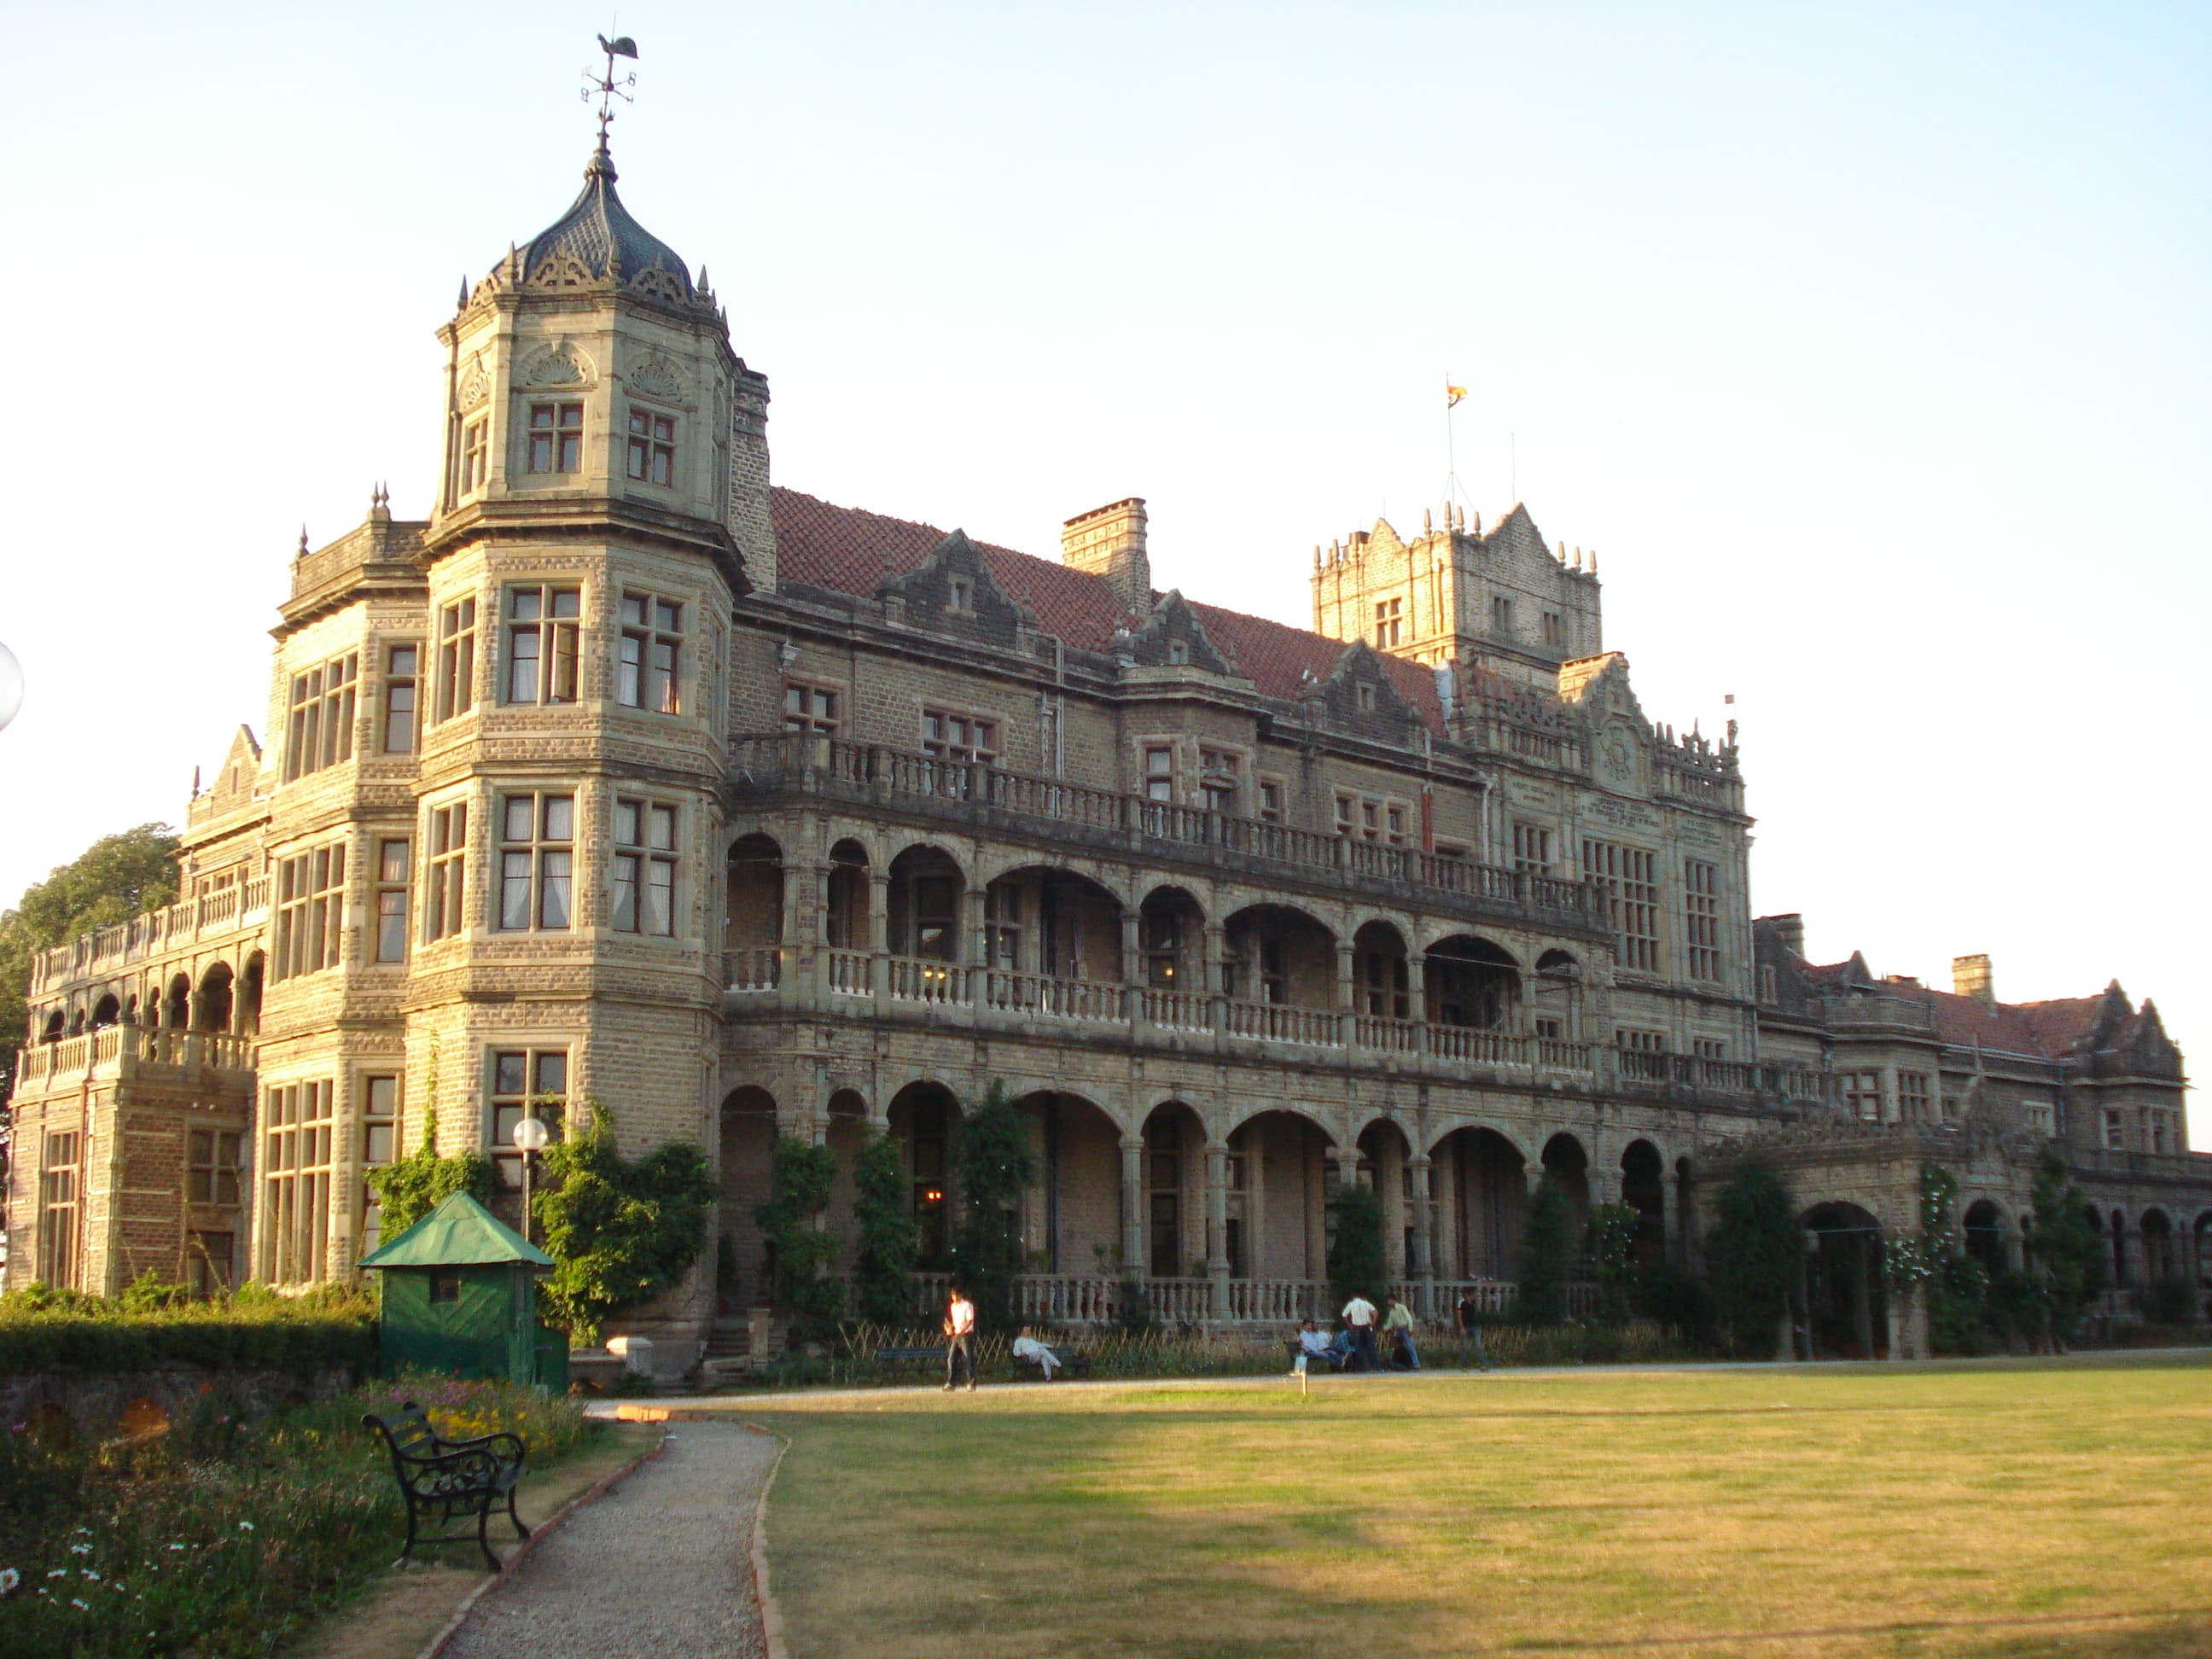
(2, 3, 2203, 1136)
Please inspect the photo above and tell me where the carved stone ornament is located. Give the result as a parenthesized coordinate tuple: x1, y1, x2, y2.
(1603, 730, 1635, 785)
(457, 358, 492, 410)
(630, 354, 686, 403)
(519, 348, 587, 389)
(630, 265, 690, 306)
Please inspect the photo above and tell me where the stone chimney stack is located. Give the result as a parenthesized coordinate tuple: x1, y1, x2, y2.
(1953, 953, 1994, 1004)
(1062, 498, 1150, 613)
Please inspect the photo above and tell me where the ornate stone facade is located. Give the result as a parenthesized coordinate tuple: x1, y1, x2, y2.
(6, 139, 2203, 1364)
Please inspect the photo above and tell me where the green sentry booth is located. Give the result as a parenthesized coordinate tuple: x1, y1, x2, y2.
(361, 1192, 567, 1388)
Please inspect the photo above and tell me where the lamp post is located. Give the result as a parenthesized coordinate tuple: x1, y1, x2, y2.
(512, 1116, 550, 1245)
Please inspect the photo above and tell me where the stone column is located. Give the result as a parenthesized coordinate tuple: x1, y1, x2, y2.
(1410, 1154, 1435, 1316)
(1121, 1135, 1147, 1283)
(1336, 940, 1358, 1046)
(867, 871, 891, 1007)
(1203, 922, 1227, 1037)
(1406, 951, 1428, 1054)
(1206, 1142, 1231, 1322)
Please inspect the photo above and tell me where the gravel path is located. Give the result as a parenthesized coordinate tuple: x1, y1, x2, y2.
(443, 1422, 777, 1658)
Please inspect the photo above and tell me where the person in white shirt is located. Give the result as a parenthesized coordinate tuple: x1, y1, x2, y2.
(1012, 1326, 1061, 1382)
(942, 1289, 978, 1392)
(1292, 1319, 1342, 1372)
(1341, 1293, 1381, 1371)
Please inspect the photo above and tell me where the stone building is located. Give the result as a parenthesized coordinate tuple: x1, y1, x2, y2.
(5, 132, 2203, 1361)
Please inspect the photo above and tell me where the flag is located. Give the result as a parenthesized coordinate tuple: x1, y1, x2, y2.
(1445, 383, 1467, 408)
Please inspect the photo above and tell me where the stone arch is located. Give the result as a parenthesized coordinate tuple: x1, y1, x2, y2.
(1138, 1099, 1207, 1279)
(193, 962, 234, 1033)
(981, 865, 1126, 985)
(2110, 1207, 2130, 1287)
(1532, 948, 1584, 1042)
(1962, 1198, 2008, 1278)
(1620, 1138, 1667, 1270)
(164, 973, 190, 1029)
(41, 1008, 64, 1041)
(1425, 934, 1522, 1030)
(90, 993, 121, 1030)
(819, 1087, 874, 1278)
(1351, 920, 1412, 1021)
(717, 1086, 779, 1318)
(725, 831, 784, 961)
(1436, 1126, 1528, 1280)
(1803, 1200, 1889, 1359)
(2139, 1207, 2176, 1282)
(824, 838, 870, 952)
(888, 844, 967, 963)
(1138, 885, 1206, 995)
(1224, 902, 1336, 1013)
(1012, 1090, 1124, 1278)
(238, 952, 265, 1038)
(1541, 1132, 1591, 1235)
(1358, 1117, 1417, 1279)
(888, 1080, 963, 1267)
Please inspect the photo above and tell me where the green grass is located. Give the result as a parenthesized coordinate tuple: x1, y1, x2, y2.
(751, 1354, 2212, 1658)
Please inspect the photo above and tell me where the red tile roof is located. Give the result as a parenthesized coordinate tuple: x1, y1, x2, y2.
(770, 486, 1445, 731)
(1924, 989, 2056, 1059)
(2012, 995, 2110, 1057)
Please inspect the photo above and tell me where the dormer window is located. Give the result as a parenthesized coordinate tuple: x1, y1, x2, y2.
(528, 403, 584, 474)
(461, 419, 488, 492)
(626, 407, 677, 486)
(1355, 682, 1377, 712)
(1167, 639, 1189, 665)
(948, 575, 973, 612)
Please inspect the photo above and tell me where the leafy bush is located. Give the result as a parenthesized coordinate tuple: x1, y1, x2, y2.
(535, 1102, 717, 1342)
(364, 1106, 497, 1240)
(757, 1137, 843, 1338)
(950, 1084, 1035, 1333)
(1630, 1260, 1713, 1340)
(2028, 1144, 2105, 1340)
(2133, 1274, 2197, 1326)
(0, 1282, 376, 1378)
(0, 1373, 589, 1659)
(1514, 1176, 1574, 1326)
(1324, 1184, 1386, 1313)
(1704, 1157, 1797, 1359)
(850, 1131, 919, 1325)
(1584, 1202, 1640, 1323)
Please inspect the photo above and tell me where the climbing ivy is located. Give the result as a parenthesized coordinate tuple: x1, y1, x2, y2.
(364, 1107, 496, 1239)
(757, 1136, 843, 1339)
(851, 1130, 920, 1325)
(2028, 1143, 2106, 1342)
(534, 1102, 717, 1343)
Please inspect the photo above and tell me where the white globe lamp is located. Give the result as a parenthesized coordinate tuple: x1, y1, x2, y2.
(0, 640, 22, 733)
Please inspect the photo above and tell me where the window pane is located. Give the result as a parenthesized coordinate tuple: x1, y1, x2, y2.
(495, 1052, 527, 1095)
(508, 629, 539, 701)
(504, 797, 534, 841)
(615, 800, 639, 846)
(533, 1052, 567, 1095)
(539, 851, 572, 927)
(645, 861, 673, 934)
(649, 806, 676, 851)
(543, 795, 573, 841)
(501, 852, 533, 928)
(611, 855, 638, 931)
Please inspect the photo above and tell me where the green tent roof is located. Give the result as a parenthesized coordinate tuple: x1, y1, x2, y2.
(359, 1191, 554, 1270)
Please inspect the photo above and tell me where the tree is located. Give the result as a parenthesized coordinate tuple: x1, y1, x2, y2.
(1584, 1201, 1641, 1324)
(1515, 1175, 1575, 1325)
(364, 1107, 497, 1238)
(535, 1102, 718, 1342)
(2028, 1143, 2105, 1345)
(1705, 1157, 1798, 1359)
(949, 1083, 1035, 1334)
(0, 824, 180, 1103)
(1326, 1182, 1387, 1313)
(756, 1136, 842, 1339)
(851, 1130, 920, 1325)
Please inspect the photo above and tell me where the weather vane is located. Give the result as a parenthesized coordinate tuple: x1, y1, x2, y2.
(583, 32, 639, 144)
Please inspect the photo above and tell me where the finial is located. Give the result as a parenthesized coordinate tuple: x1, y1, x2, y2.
(297, 525, 309, 559)
(583, 32, 639, 156)
(1589, 550, 1598, 575)
(192, 765, 201, 797)
(457, 274, 469, 311)
(1313, 544, 1322, 571)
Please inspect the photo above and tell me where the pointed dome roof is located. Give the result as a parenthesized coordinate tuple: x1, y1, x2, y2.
(493, 139, 701, 306)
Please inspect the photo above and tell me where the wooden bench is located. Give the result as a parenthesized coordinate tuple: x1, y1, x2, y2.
(363, 1402, 530, 1571)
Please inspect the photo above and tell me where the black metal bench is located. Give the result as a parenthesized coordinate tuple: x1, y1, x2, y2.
(363, 1401, 530, 1571)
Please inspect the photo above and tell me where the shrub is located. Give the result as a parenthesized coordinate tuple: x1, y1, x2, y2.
(1514, 1176, 1574, 1326)
(950, 1084, 1035, 1333)
(535, 1101, 717, 1342)
(1704, 1157, 1797, 1359)
(2133, 1274, 2197, 1326)
(1325, 1184, 1386, 1313)
(1630, 1260, 1713, 1340)
(2028, 1144, 2104, 1341)
(364, 1105, 497, 1239)
(757, 1137, 843, 1338)
(850, 1131, 919, 1325)
(0, 1282, 376, 1378)
(1584, 1202, 1640, 1323)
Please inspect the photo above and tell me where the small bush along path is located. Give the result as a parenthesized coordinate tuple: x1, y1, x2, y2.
(748, 1353, 2212, 1659)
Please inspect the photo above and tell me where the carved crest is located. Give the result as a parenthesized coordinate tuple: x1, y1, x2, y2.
(457, 358, 492, 411)
(630, 354, 685, 403)
(519, 347, 588, 389)
(630, 265, 690, 306)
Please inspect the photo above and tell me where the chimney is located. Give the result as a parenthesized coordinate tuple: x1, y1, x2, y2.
(1758, 912, 1805, 958)
(1953, 953, 1994, 1005)
(1061, 498, 1150, 612)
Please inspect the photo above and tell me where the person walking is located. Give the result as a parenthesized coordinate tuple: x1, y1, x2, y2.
(1456, 1287, 1490, 1371)
(942, 1286, 978, 1392)
(1382, 1294, 1422, 1370)
(1341, 1289, 1381, 1371)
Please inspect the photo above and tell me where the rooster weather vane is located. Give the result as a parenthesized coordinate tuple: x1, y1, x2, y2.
(584, 32, 639, 144)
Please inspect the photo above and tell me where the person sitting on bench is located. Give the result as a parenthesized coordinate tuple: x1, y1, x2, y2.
(1012, 1326, 1062, 1381)
(1292, 1319, 1343, 1371)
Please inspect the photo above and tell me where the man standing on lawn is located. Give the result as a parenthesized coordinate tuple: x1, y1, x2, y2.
(943, 1286, 978, 1392)
(1341, 1290, 1381, 1371)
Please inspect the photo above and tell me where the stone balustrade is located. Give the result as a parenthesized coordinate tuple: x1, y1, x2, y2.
(12, 1024, 256, 1088)
(29, 881, 271, 993)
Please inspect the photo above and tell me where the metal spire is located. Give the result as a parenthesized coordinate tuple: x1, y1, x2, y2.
(583, 32, 639, 152)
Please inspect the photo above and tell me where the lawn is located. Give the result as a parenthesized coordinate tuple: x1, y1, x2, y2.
(751, 1353, 2212, 1659)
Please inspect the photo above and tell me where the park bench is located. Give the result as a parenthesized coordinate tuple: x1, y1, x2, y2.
(363, 1401, 530, 1571)
(875, 1344, 946, 1373)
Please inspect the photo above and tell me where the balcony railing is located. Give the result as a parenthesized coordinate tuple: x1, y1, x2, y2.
(981, 970, 1126, 1023)
(723, 947, 781, 992)
(13, 1025, 255, 1090)
(729, 733, 1609, 930)
(31, 880, 272, 992)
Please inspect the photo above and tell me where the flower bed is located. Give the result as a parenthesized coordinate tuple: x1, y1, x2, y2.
(0, 1373, 590, 1658)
